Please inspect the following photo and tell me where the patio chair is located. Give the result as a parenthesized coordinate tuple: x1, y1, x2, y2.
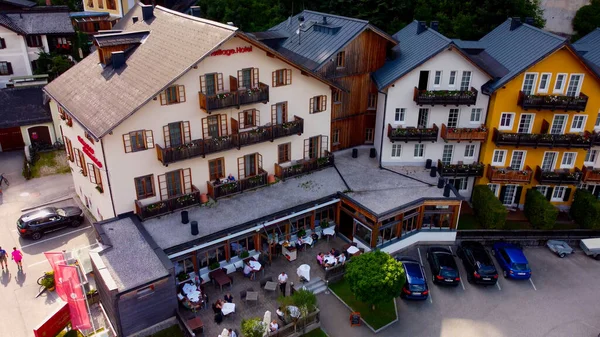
(260, 276, 273, 288)
(240, 290, 247, 301)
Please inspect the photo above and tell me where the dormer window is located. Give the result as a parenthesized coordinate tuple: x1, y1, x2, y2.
(160, 85, 186, 105)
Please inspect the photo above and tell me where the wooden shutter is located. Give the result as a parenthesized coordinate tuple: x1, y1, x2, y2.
(563, 188, 572, 201)
(0, 38, 5, 49)
(74, 149, 81, 167)
(95, 165, 103, 191)
(286, 69, 292, 85)
(254, 110, 260, 126)
(545, 187, 553, 201)
(304, 138, 310, 159)
(182, 121, 191, 143)
(219, 114, 228, 136)
(272, 70, 277, 87)
(237, 156, 245, 180)
(237, 70, 243, 88)
(217, 73, 224, 91)
(271, 104, 277, 124)
(88, 163, 97, 184)
(181, 168, 192, 194)
(200, 75, 206, 93)
(81, 156, 87, 176)
(309, 97, 315, 113)
(258, 153, 263, 170)
(320, 95, 327, 112)
(252, 68, 259, 88)
(321, 135, 329, 155)
(177, 85, 186, 103)
(238, 112, 245, 129)
(282, 102, 287, 121)
(143, 130, 154, 148)
(163, 125, 171, 147)
(158, 174, 167, 200)
(514, 186, 523, 204)
(6, 62, 12, 75)
(202, 117, 208, 139)
(159, 91, 166, 105)
(123, 133, 132, 153)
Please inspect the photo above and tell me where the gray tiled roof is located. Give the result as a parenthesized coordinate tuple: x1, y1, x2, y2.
(0, 11, 74, 35)
(573, 29, 600, 73)
(0, 0, 36, 8)
(0, 86, 52, 128)
(43, 6, 237, 138)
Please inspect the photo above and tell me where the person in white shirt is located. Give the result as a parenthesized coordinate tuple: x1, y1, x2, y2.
(337, 253, 346, 265)
(270, 320, 279, 332)
(243, 261, 254, 279)
(228, 328, 237, 337)
(278, 272, 288, 296)
(276, 306, 285, 322)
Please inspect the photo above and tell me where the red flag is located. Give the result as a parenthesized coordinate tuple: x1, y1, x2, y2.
(44, 252, 67, 301)
(59, 265, 91, 330)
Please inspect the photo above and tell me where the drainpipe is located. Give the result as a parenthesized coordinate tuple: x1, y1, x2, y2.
(101, 138, 117, 218)
(378, 89, 388, 169)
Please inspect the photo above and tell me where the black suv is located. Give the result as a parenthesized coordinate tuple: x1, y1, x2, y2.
(427, 246, 461, 286)
(457, 241, 498, 285)
(17, 206, 84, 240)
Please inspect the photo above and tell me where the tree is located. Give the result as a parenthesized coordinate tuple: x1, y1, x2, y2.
(241, 318, 267, 337)
(34, 51, 74, 81)
(345, 250, 405, 310)
(572, 0, 600, 42)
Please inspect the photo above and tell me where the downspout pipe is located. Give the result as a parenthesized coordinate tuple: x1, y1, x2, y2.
(101, 139, 117, 218)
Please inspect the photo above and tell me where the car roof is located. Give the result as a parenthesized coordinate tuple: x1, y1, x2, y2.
(403, 262, 425, 284)
(20, 207, 56, 222)
(429, 246, 452, 254)
(504, 248, 528, 263)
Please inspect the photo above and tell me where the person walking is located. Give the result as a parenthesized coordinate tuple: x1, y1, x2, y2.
(11, 247, 23, 271)
(278, 271, 288, 296)
(0, 246, 8, 271)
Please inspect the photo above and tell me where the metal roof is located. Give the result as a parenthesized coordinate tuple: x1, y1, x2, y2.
(0, 10, 74, 35)
(573, 29, 600, 73)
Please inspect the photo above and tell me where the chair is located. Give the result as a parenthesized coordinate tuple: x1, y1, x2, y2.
(260, 276, 273, 288)
(240, 290, 247, 301)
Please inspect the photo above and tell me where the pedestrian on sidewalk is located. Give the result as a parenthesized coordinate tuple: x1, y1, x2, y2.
(11, 247, 23, 271)
(0, 246, 8, 271)
(278, 271, 288, 296)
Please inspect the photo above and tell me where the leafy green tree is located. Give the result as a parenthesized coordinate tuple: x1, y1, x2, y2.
(572, 0, 600, 42)
(241, 318, 266, 337)
(345, 250, 405, 310)
(34, 51, 74, 81)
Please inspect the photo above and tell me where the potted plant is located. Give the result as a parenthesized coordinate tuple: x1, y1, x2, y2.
(86, 289, 100, 304)
(321, 219, 329, 228)
(40, 271, 55, 291)
(298, 229, 306, 238)
(209, 262, 220, 271)
(177, 271, 190, 283)
(239, 250, 250, 259)
(95, 185, 104, 193)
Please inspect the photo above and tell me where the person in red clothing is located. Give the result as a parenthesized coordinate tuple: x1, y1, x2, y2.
(11, 247, 23, 271)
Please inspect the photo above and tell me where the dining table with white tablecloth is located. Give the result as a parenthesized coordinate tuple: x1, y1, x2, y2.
(222, 302, 236, 316)
(323, 255, 336, 266)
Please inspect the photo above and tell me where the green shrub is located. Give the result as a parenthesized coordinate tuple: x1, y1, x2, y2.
(524, 189, 558, 229)
(472, 185, 508, 229)
(572, 0, 600, 41)
(570, 189, 600, 229)
(278, 288, 318, 313)
(241, 318, 266, 337)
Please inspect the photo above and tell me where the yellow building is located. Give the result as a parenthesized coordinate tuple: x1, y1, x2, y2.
(470, 18, 600, 210)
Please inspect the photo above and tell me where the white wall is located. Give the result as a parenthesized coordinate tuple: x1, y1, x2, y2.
(19, 123, 57, 147)
(99, 37, 332, 215)
(0, 26, 32, 88)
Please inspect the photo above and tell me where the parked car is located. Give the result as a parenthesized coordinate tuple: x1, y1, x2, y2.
(456, 241, 498, 285)
(17, 206, 84, 240)
(426, 247, 460, 286)
(580, 238, 600, 260)
(395, 256, 429, 300)
(492, 242, 531, 279)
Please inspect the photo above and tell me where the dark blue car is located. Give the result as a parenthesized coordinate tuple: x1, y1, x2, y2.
(492, 242, 531, 280)
(395, 256, 429, 300)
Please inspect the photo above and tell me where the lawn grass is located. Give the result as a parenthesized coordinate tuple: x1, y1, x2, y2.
(302, 328, 328, 337)
(329, 278, 396, 330)
(30, 151, 70, 178)
(149, 325, 184, 337)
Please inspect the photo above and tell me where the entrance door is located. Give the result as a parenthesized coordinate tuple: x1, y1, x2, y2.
(28, 126, 51, 146)
(244, 153, 257, 177)
(417, 108, 429, 128)
(541, 152, 557, 171)
(205, 73, 217, 95)
(339, 211, 354, 240)
(168, 122, 183, 147)
(207, 116, 219, 138)
(0, 127, 24, 151)
(418, 71, 429, 90)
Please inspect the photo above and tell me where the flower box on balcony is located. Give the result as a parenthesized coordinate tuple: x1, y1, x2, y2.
(387, 124, 438, 143)
(582, 166, 600, 183)
(440, 124, 487, 142)
(413, 87, 478, 106)
(518, 91, 588, 112)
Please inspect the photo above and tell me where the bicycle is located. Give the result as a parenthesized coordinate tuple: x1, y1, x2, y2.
(0, 173, 8, 187)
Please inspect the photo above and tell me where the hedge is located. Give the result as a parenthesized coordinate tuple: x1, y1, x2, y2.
(524, 189, 558, 229)
(570, 189, 600, 229)
(472, 185, 507, 229)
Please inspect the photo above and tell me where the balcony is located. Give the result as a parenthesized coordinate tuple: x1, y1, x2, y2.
(413, 87, 478, 106)
(134, 185, 201, 220)
(155, 116, 304, 165)
(207, 169, 268, 200)
(198, 82, 269, 113)
(274, 151, 335, 180)
(535, 166, 582, 185)
(387, 124, 438, 143)
(487, 165, 533, 184)
(437, 160, 484, 177)
(517, 91, 588, 112)
(582, 166, 600, 183)
(440, 124, 488, 142)
(493, 128, 591, 149)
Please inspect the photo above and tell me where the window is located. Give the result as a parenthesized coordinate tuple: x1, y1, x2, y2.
(541, 152, 558, 171)
(554, 73, 566, 93)
(510, 150, 526, 170)
(499, 112, 515, 130)
(74, 149, 87, 176)
(309, 95, 327, 113)
(272, 102, 288, 125)
(336, 51, 345, 68)
(434, 71, 442, 86)
(518, 113, 534, 133)
(460, 71, 471, 91)
(365, 128, 374, 143)
(239, 109, 258, 128)
(417, 108, 429, 128)
(98, 0, 103, 8)
(596, 112, 600, 129)
(272, 69, 291, 87)
(158, 168, 191, 199)
(0, 61, 12, 75)
(107, 0, 116, 9)
(561, 152, 576, 168)
(566, 74, 583, 96)
(206, 158, 224, 182)
(239, 152, 261, 178)
(442, 145, 453, 165)
(464, 144, 475, 158)
(87, 163, 103, 192)
(502, 185, 517, 205)
(85, 131, 94, 144)
(394, 108, 406, 123)
(585, 149, 597, 164)
(159, 85, 186, 105)
(414, 144, 425, 158)
(449, 71, 456, 86)
(332, 90, 341, 103)
(522, 73, 537, 95)
(378, 222, 400, 246)
(402, 209, 419, 236)
(550, 114, 567, 134)
(238, 67, 258, 89)
(26, 35, 42, 48)
(449, 177, 468, 190)
(87, 0, 93, 7)
(0, 38, 6, 49)
(551, 186, 566, 202)
(536, 185, 548, 196)
(368, 93, 377, 109)
(488, 183, 499, 197)
(134, 175, 155, 199)
(570, 115, 587, 132)
(537, 73, 551, 93)
(492, 149, 507, 166)
(470, 108, 482, 123)
(447, 109, 460, 128)
(354, 220, 372, 246)
(391, 144, 401, 158)
(200, 73, 223, 95)
(123, 130, 154, 152)
(332, 129, 340, 144)
(278, 143, 291, 164)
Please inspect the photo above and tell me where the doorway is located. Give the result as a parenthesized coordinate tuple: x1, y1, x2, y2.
(28, 126, 51, 147)
(418, 71, 429, 90)
(339, 211, 354, 240)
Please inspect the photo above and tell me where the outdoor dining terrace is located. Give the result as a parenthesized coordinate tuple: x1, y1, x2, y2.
(440, 123, 487, 142)
(413, 87, 478, 106)
(535, 166, 582, 185)
(274, 151, 335, 180)
(492, 128, 592, 149)
(387, 123, 439, 143)
(199, 82, 270, 113)
(582, 166, 600, 183)
(135, 185, 202, 220)
(207, 169, 269, 200)
(437, 160, 484, 177)
(517, 91, 588, 112)
(487, 165, 533, 184)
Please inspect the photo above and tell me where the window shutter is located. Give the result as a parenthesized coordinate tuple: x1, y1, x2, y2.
(237, 156, 245, 179)
(200, 75, 206, 93)
(594, 187, 600, 198)
(219, 114, 228, 136)
(74, 149, 81, 168)
(182, 121, 191, 143)
(81, 157, 87, 176)
(163, 125, 171, 148)
(545, 187, 553, 201)
(0, 38, 5, 49)
(158, 174, 167, 200)
(95, 165, 103, 190)
(258, 153, 263, 171)
(254, 110, 260, 126)
(252, 68, 259, 88)
(123, 134, 132, 153)
(304, 138, 310, 159)
(237, 70, 243, 88)
(321, 95, 327, 112)
(217, 73, 224, 91)
(286, 69, 292, 85)
(144, 130, 154, 148)
(563, 188, 572, 201)
(159, 91, 166, 105)
(309, 97, 315, 113)
(202, 117, 208, 139)
(514, 186, 523, 205)
(271, 104, 277, 124)
(181, 168, 192, 194)
(88, 163, 97, 184)
(272, 71, 276, 87)
(177, 85, 186, 103)
(498, 186, 507, 202)
(238, 112, 245, 129)
(321, 135, 329, 155)
(282, 102, 287, 121)
(7, 62, 13, 75)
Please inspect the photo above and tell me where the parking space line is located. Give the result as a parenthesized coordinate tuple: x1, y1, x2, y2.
(448, 246, 453, 254)
(28, 259, 50, 268)
(417, 247, 423, 265)
(428, 292, 433, 304)
(529, 278, 537, 291)
(20, 226, 92, 249)
(496, 280, 502, 291)
(459, 278, 466, 290)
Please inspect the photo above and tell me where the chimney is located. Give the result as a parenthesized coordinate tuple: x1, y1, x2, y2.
(141, 4, 154, 21)
(132, 16, 138, 24)
(524, 17, 534, 25)
(417, 21, 427, 34)
(45, 0, 51, 5)
(430, 21, 439, 32)
(322, 16, 327, 25)
(189, 6, 201, 18)
(510, 17, 521, 31)
(111, 51, 125, 69)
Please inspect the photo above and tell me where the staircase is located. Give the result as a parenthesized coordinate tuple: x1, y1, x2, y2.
(294, 276, 328, 295)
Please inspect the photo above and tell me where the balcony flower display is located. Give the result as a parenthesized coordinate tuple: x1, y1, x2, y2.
(176, 193, 197, 206)
(216, 92, 233, 99)
(392, 127, 437, 137)
(146, 202, 167, 213)
(246, 87, 262, 96)
(421, 89, 475, 98)
(526, 94, 586, 104)
(282, 121, 300, 129)
(446, 126, 487, 134)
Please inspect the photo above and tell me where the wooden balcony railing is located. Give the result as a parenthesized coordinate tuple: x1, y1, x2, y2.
(440, 124, 487, 142)
(518, 91, 588, 112)
(413, 87, 478, 106)
(487, 165, 533, 184)
(437, 160, 484, 177)
(582, 166, 600, 183)
(274, 151, 335, 180)
(207, 169, 268, 200)
(198, 82, 269, 113)
(387, 124, 438, 143)
(535, 166, 582, 185)
(493, 128, 592, 149)
(134, 185, 201, 220)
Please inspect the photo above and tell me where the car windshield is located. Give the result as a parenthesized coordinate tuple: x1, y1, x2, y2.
(409, 284, 426, 292)
(17, 219, 25, 228)
(56, 209, 66, 217)
(440, 267, 457, 278)
(478, 265, 496, 275)
(511, 263, 529, 271)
